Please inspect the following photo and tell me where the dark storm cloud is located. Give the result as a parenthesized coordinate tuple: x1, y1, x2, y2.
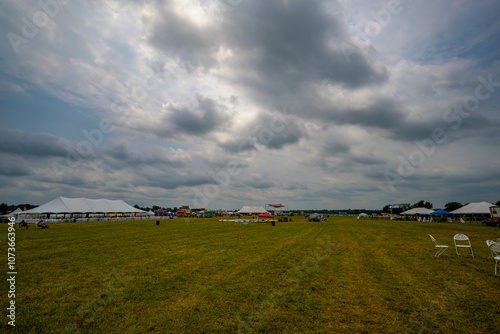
(374, 162, 500, 203)
(218, 112, 305, 153)
(223, 0, 388, 88)
(350, 154, 385, 166)
(332, 98, 405, 129)
(0, 158, 31, 177)
(232, 175, 277, 190)
(147, 5, 219, 70)
(141, 169, 216, 190)
(103, 141, 189, 168)
(144, 0, 390, 149)
(201, 156, 249, 171)
(153, 94, 229, 139)
(323, 142, 350, 155)
(0, 128, 71, 158)
(316, 98, 471, 143)
(146, 0, 387, 88)
(388, 101, 500, 143)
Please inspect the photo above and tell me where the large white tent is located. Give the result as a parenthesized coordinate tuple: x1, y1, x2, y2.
(450, 202, 494, 215)
(238, 205, 267, 215)
(24, 197, 145, 216)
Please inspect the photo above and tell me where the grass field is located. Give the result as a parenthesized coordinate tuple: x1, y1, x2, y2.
(2, 216, 500, 333)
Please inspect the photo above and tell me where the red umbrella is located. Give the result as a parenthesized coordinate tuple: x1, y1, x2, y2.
(258, 213, 274, 218)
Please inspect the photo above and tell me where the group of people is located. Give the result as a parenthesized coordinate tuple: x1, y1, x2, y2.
(18, 220, 49, 229)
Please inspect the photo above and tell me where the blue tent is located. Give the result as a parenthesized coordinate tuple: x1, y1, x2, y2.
(431, 209, 453, 215)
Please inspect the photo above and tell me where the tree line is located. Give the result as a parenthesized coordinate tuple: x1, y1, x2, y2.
(0, 203, 37, 215)
(134, 205, 179, 213)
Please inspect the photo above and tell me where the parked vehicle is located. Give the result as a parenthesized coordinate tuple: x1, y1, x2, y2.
(490, 206, 500, 218)
(482, 217, 500, 227)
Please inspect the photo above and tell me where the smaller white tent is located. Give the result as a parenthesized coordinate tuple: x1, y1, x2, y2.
(238, 205, 267, 215)
(1, 208, 27, 219)
(5, 208, 23, 216)
(400, 207, 434, 215)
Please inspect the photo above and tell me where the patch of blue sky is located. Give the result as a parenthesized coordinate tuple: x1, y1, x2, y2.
(1, 87, 99, 141)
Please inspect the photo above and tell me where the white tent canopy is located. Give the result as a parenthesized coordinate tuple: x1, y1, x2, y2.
(238, 205, 267, 215)
(400, 207, 434, 215)
(451, 202, 494, 215)
(4, 208, 23, 216)
(24, 197, 146, 215)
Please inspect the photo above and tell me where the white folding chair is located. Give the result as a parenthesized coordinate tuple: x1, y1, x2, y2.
(459, 218, 465, 224)
(454, 234, 474, 258)
(429, 235, 450, 257)
(486, 240, 496, 248)
(488, 242, 500, 275)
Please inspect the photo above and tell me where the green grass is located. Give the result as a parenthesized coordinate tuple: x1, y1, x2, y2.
(2, 216, 500, 333)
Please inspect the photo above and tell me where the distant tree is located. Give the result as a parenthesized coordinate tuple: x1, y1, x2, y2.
(412, 200, 433, 209)
(444, 202, 462, 212)
(496, 201, 500, 206)
(20, 203, 36, 210)
(0, 203, 9, 214)
(134, 204, 154, 211)
(382, 204, 390, 213)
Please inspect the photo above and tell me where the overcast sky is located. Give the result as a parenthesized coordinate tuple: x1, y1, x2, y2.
(1, 0, 499, 210)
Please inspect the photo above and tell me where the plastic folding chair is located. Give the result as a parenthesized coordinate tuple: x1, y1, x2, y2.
(429, 235, 450, 257)
(488, 242, 500, 275)
(454, 234, 474, 258)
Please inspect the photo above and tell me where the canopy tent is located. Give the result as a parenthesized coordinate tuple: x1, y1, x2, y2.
(450, 202, 493, 215)
(431, 209, 453, 215)
(308, 213, 325, 222)
(400, 207, 434, 215)
(451, 201, 494, 222)
(267, 204, 285, 208)
(238, 205, 267, 215)
(24, 197, 146, 216)
(3, 208, 23, 216)
(266, 203, 288, 215)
